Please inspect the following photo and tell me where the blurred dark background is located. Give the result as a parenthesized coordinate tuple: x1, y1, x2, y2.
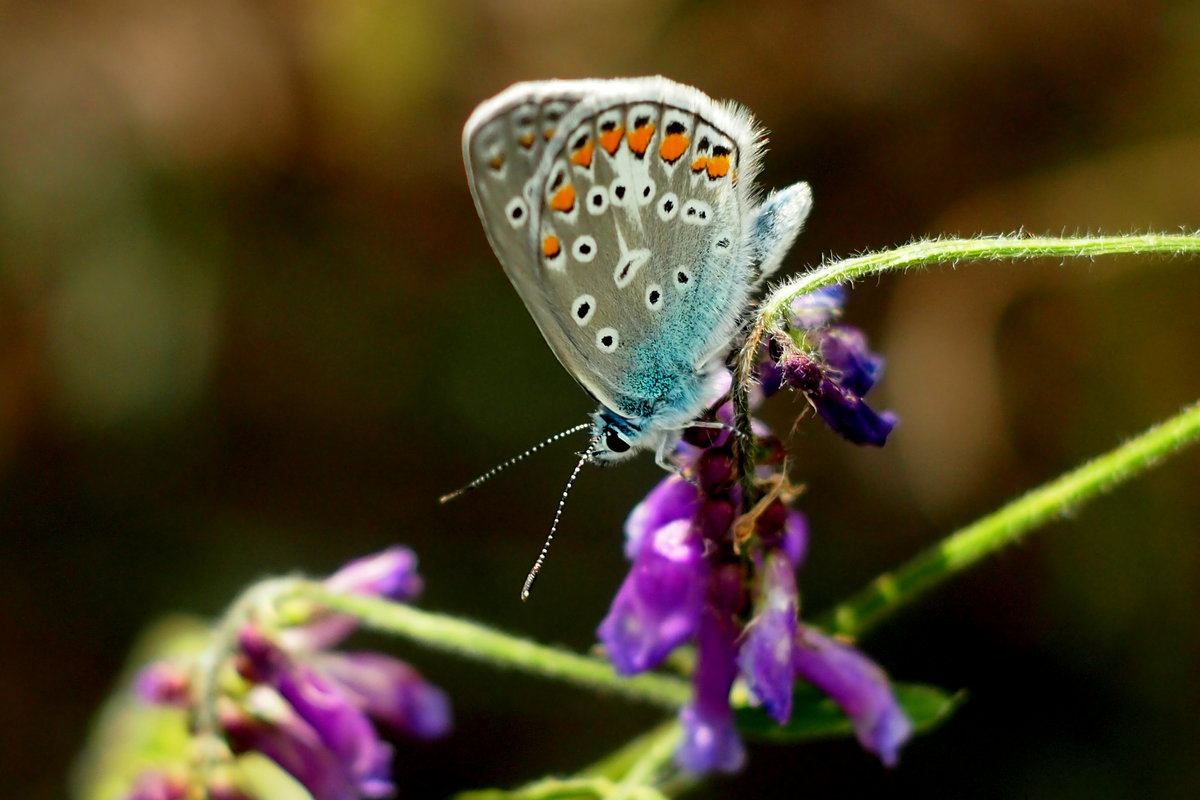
(2, 1, 1198, 798)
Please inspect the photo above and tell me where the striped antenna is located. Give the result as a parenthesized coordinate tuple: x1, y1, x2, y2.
(521, 441, 595, 601)
(439, 423, 591, 504)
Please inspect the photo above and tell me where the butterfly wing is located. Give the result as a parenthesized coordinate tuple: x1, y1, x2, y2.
(463, 80, 594, 351)
(464, 78, 766, 426)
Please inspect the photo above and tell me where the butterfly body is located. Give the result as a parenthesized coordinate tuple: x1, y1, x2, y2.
(463, 78, 811, 465)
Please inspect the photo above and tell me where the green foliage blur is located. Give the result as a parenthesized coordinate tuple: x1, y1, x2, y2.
(1, 1, 1198, 797)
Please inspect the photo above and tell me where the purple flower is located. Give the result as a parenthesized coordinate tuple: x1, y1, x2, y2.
(237, 627, 399, 798)
(131, 546, 449, 800)
(313, 651, 451, 740)
(792, 626, 913, 767)
(123, 771, 188, 800)
(133, 659, 192, 708)
(677, 566, 746, 774)
(598, 519, 707, 674)
(789, 285, 846, 329)
(223, 687, 386, 800)
(325, 547, 424, 601)
(597, 303, 911, 774)
(623, 474, 701, 559)
(290, 547, 425, 651)
(737, 550, 800, 724)
(775, 328, 897, 447)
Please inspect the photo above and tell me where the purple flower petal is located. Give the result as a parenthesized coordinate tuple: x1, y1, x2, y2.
(237, 626, 396, 797)
(737, 551, 799, 723)
(315, 651, 452, 740)
(623, 475, 700, 560)
(810, 380, 898, 447)
(777, 322, 897, 447)
(224, 689, 369, 800)
(292, 547, 424, 650)
(792, 626, 913, 766)
(598, 519, 707, 674)
(134, 660, 192, 708)
(123, 771, 188, 800)
(789, 285, 846, 330)
(819, 326, 884, 397)
(782, 509, 808, 569)
(325, 547, 423, 602)
(757, 355, 785, 399)
(676, 590, 745, 775)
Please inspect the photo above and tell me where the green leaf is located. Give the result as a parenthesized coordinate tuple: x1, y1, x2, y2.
(454, 776, 666, 800)
(736, 682, 963, 742)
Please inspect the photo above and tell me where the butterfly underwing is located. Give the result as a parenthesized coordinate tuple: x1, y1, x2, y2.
(462, 77, 812, 468)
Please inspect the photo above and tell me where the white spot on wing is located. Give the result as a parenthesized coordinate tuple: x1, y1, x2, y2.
(657, 192, 679, 221)
(644, 283, 664, 311)
(682, 199, 713, 226)
(596, 327, 619, 352)
(614, 249, 650, 289)
(505, 197, 528, 228)
(610, 178, 631, 207)
(636, 178, 656, 206)
(572, 294, 596, 326)
(572, 235, 597, 262)
(586, 185, 609, 215)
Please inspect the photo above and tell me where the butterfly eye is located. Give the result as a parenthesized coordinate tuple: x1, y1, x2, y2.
(604, 429, 631, 454)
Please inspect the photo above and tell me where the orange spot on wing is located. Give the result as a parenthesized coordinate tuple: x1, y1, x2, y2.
(599, 126, 625, 155)
(706, 154, 731, 179)
(518, 133, 535, 149)
(659, 133, 689, 164)
(691, 156, 708, 173)
(488, 153, 505, 170)
(543, 127, 556, 141)
(550, 185, 576, 213)
(627, 123, 656, 155)
(542, 235, 561, 258)
(571, 140, 595, 168)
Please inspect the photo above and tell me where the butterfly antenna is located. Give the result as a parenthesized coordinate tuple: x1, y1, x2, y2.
(521, 441, 595, 602)
(439, 423, 591, 504)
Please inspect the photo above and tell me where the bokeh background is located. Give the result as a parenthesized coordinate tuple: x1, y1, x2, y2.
(2, 1, 1199, 798)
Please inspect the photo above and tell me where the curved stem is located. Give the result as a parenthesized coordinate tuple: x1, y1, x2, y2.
(301, 587, 693, 709)
(732, 233, 1200, 477)
(819, 400, 1200, 637)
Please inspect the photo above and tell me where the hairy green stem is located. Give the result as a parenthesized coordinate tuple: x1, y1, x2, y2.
(301, 588, 692, 708)
(761, 233, 1200, 323)
(733, 234, 1200, 481)
(820, 400, 1200, 637)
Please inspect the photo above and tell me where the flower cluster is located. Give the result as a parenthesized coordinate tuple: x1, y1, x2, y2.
(771, 285, 897, 446)
(128, 548, 450, 800)
(598, 288, 910, 773)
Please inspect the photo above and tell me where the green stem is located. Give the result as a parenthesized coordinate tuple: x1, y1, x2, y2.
(301, 588, 692, 708)
(760, 233, 1200, 322)
(733, 233, 1200, 470)
(820, 400, 1200, 637)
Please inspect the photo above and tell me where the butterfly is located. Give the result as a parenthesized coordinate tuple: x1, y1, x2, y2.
(463, 77, 812, 466)
(459, 78, 812, 596)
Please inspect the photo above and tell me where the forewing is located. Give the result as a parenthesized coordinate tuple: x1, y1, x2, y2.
(463, 81, 589, 319)
(528, 78, 764, 420)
